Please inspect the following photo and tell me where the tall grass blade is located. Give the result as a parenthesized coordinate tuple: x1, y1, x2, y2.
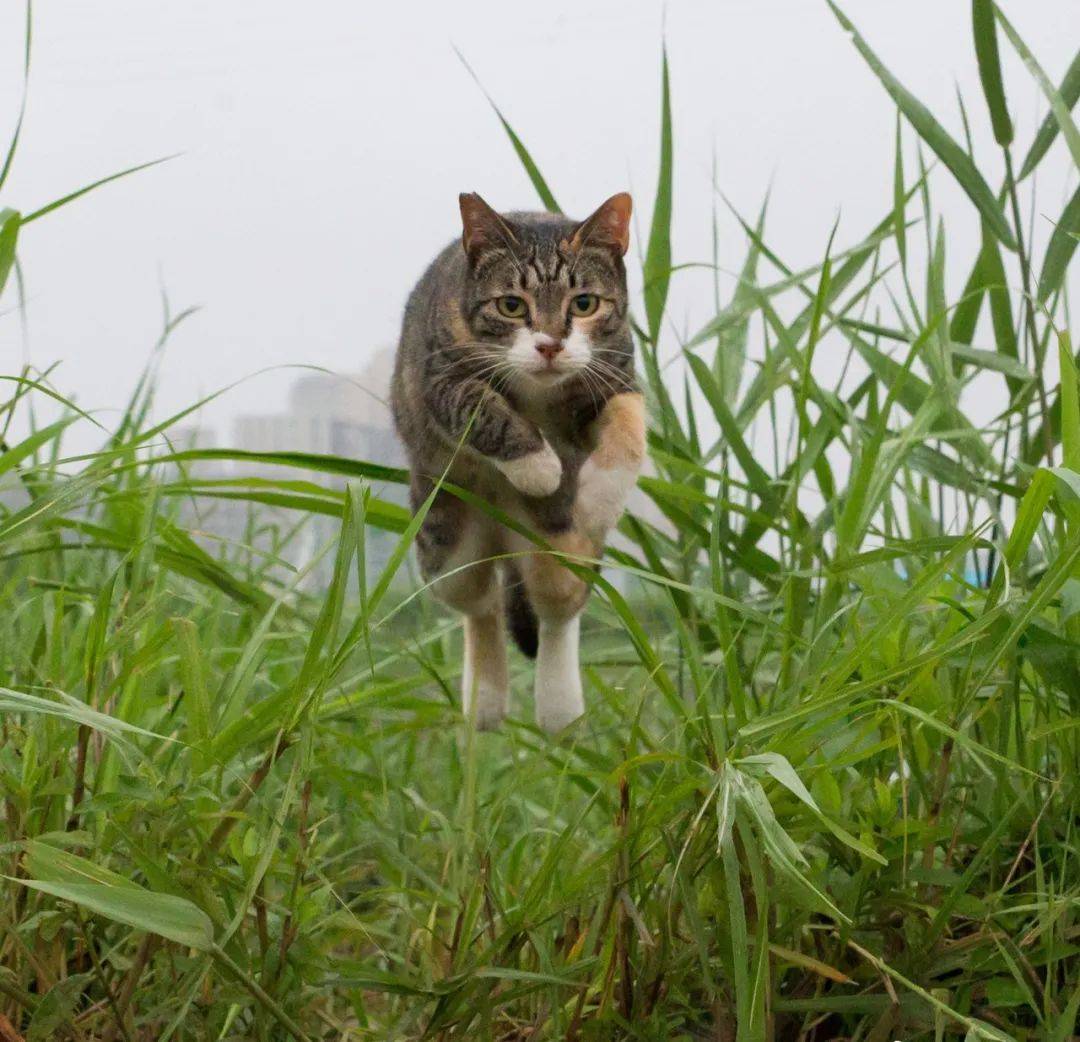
(21, 155, 179, 224)
(0, 1, 31, 192)
(826, 1, 1016, 249)
(1037, 183, 1080, 303)
(971, 0, 1013, 146)
(1017, 47, 1080, 180)
(453, 47, 561, 213)
(643, 46, 673, 344)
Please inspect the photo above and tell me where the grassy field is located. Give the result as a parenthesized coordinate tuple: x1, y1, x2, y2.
(3, 4, 1080, 1040)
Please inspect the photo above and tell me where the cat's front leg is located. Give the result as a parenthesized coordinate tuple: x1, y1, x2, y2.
(493, 441, 562, 498)
(575, 392, 646, 544)
(425, 375, 563, 497)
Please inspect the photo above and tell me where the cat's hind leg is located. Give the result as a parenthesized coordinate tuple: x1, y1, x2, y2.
(461, 610, 509, 730)
(413, 479, 508, 730)
(516, 529, 593, 734)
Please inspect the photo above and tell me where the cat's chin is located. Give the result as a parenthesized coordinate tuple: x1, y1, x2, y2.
(517, 366, 579, 389)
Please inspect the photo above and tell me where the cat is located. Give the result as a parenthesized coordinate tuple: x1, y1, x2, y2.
(391, 192, 646, 732)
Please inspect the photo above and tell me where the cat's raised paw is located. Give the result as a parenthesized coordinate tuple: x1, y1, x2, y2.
(497, 443, 563, 497)
(575, 457, 637, 540)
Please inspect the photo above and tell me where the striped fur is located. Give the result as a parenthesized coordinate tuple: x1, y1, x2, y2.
(391, 194, 645, 731)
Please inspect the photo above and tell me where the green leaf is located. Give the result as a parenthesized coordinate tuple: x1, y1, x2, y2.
(979, 224, 1021, 391)
(949, 238, 987, 346)
(83, 563, 121, 700)
(15, 844, 214, 949)
(0, 687, 170, 745)
(995, 8, 1080, 172)
(738, 753, 818, 809)
(21, 154, 179, 225)
(173, 617, 213, 770)
(28, 974, 93, 1042)
(1060, 331, 1080, 472)
(293, 492, 357, 707)
(1037, 182, 1080, 303)
(989, 468, 1055, 603)
(893, 111, 907, 266)
(685, 351, 776, 509)
(715, 194, 767, 401)
(0, 207, 19, 300)
(736, 772, 848, 922)
(0, 415, 75, 479)
(826, 1, 1016, 249)
(972, 0, 1013, 146)
(159, 447, 407, 486)
(949, 343, 1033, 380)
(977, 521, 1080, 696)
(0, 1, 31, 192)
(716, 766, 754, 1038)
(643, 47, 673, 343)
(1050, 981, 1080, 1042)
(1017, 47, 1080, 180)
(455, 47, 560, 213)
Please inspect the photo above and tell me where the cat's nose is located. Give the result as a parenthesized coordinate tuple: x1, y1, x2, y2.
(535, 337, 564, 361)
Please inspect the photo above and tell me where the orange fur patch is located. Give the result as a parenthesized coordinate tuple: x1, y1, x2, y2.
(521, 529, 593, 621)
(591, 392, 646, 470)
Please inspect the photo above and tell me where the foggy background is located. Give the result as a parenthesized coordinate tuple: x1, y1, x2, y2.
(0, 0, 1077, 451)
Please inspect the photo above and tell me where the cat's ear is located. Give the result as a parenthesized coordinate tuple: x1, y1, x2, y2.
(459, 192, 519, 263)
(569, 193, 632, 256)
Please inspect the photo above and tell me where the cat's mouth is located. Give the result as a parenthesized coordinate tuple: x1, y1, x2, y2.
(520, 359, 583, 384)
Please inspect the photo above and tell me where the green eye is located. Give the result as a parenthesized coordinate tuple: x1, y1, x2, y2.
(495, 295, 527, 319)
(569, 293, 600, 317)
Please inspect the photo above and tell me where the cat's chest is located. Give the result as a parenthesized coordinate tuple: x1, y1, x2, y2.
(515, 390, 584, 457)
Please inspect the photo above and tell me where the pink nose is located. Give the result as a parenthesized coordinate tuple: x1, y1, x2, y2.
(535, 340, 564, 361)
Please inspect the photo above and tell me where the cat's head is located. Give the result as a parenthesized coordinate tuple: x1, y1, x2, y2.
(455, 192, 633, 387)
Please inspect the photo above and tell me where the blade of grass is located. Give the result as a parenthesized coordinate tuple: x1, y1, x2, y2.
(643, 46, 673, 345)
(453, 47, 561, 213)
(826, 1, 1016, 249)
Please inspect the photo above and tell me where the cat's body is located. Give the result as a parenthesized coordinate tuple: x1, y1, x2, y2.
(391, 193, 645, 731)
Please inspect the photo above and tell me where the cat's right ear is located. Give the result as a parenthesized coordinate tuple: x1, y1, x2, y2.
(569, 193, 632, 256)
(459, 192, 518, 264)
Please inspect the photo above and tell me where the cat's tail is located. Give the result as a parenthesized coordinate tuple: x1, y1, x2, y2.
(504, 562, 538, 659)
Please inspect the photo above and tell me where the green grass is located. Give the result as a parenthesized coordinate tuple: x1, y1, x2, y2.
(3, 4, 1080, 1040)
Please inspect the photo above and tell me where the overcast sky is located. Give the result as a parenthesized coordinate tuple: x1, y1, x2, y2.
(1, 1, 1077, 447)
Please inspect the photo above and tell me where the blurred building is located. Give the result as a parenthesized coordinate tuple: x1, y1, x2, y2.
(235, 363, 401, 478)
(172, 351, 406, 588)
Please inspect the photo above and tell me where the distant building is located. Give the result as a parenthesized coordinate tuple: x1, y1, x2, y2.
(172, 351, 407, 588)
(234, 365, 402, 480)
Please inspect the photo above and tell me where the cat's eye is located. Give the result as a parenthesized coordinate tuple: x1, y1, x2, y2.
(569, 293, 600, 317)
(495, 295, 527, 319)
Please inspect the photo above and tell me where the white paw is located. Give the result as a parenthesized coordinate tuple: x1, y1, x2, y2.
(534, 617, 585, 734)
(575, 458, 637, 540)
(464, 681, 508, 731)
(497, 442, 563, 497)
(535, 693, 584, 734)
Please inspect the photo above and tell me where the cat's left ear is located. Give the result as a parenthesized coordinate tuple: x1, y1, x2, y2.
(568, 193, 632, 256)
(459, 192, 519, 263)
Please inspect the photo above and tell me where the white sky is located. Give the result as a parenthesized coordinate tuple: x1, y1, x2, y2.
(0, 1, 1077, 448)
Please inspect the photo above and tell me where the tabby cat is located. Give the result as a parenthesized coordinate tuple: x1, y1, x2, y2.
(391, 192, 645, 732)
